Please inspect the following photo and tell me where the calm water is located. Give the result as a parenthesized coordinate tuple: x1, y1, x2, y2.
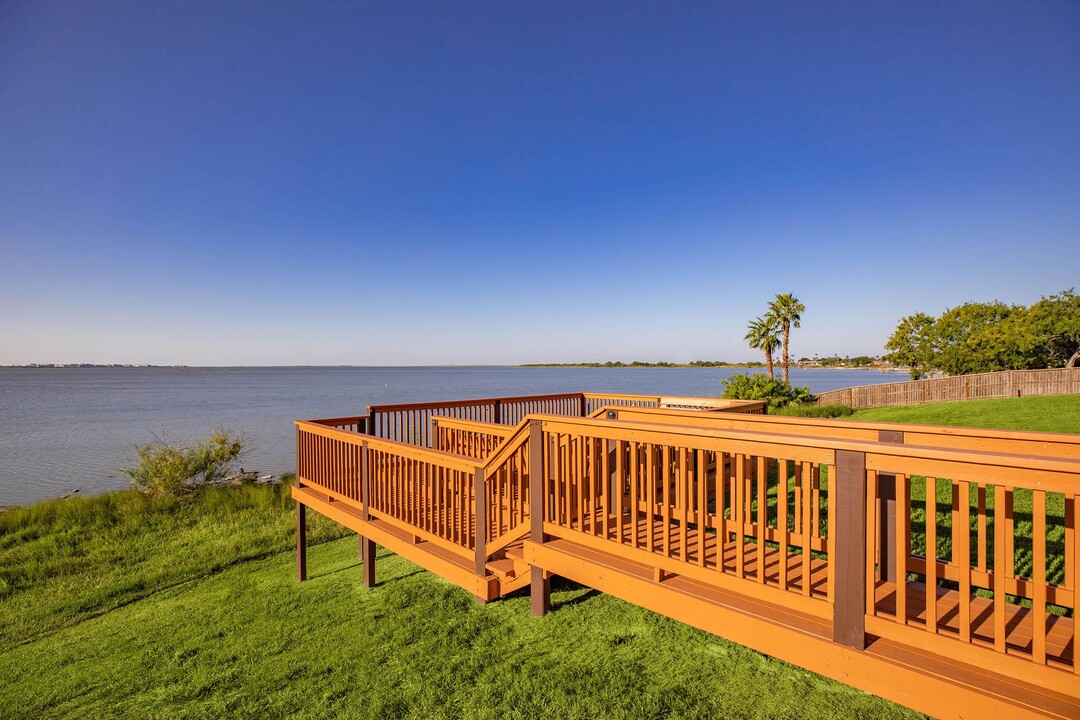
(0, 366, 901, 506)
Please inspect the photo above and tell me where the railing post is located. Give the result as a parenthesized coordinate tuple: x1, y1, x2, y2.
(579, 393, 587, 417)
(493, 399, 502, 425)
(360, 439, 375, 589)
(529, 420, 550, 616)
(474, 466, 488, 604)
(833, 449, 867, 649)
(296, 500, 307, 582)
(876, 430, 903, 582)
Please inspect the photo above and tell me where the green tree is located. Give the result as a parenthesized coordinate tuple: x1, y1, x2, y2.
(1026, 289, 1080, 368)
(882, 289, 1080, 377)
(932, 301, 1020, 375)
(744, 316, 780, 379)
(884, 312, 937, 379)
(768, 292, 805, 384)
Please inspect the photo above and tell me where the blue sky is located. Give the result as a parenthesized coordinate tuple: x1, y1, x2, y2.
(1, 1, 1078, 365)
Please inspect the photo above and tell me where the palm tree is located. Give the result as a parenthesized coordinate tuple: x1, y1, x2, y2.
(744, 316, 780, 379)
(768, 292, 805, 384)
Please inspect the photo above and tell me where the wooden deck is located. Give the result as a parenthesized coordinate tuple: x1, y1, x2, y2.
(293, 392, 1080, 720)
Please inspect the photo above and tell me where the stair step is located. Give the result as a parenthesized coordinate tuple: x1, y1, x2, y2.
(504, 545, 525, 561)
(486, 558, 518, 581)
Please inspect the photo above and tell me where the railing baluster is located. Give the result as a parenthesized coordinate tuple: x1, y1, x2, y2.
(895, 473, 909, 623)
(616, 440, 625, 544)
(662, 445, 672, 557)
(993, 484, 1006, 652)
(802, 461, 812, 597)
(697, 448, 707, 567)
(601, 438, 611, 539)
(630, 443, 641, 549)
(679, 447, 688, 562)
(779, 458, 789, 591)
(956, 481, 971, 643)
(735, 453, 745, 579)
(646, 443, 656, 553)
(1073, 491, 1080, 675)
(977, 486, 988, 572)
(925, 476, 937, 634)
(866, 469, 878, 618)
(757, 456, 767, 584)
(1032, 489, 1047, 665)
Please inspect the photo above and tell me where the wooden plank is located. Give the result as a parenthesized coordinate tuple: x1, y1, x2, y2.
(895, 473, 909, 624)
(925, 476, 937, 634)
(1032, 490, 1047, 665)
(865, 470, 878, 617)
(833, 449, 866, 648)
(994, 484, 1006, 653)
(296, 501, 307, 582)
(757, 455, 767, 584)
(802, 461, 812, 597)
(956, 481, 971, 644)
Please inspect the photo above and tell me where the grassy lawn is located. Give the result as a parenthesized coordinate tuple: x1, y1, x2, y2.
(2, 395, 1077, 719)
(0, 495, 918, 720)
(852, 394, 1080, 433)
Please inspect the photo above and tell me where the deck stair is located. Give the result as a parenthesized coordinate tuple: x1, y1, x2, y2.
(292, 391, 1080, 720)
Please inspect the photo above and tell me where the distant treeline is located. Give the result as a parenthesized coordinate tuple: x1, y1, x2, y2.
(518, 361, 767, 368)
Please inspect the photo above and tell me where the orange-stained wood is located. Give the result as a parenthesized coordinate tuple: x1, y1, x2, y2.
(296, 392, 1080, 720)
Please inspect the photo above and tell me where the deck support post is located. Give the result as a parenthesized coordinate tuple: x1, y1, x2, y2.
(474, 465, 488, 605)
(360, 439, 375, 588)
(529, 420, 550, 616)
(834, 449, 867, 649)
(361, 537, 376, 589)
(296, 500, 307, 582)
(876, 430, 903, 582)
(474, 466, 487, 578)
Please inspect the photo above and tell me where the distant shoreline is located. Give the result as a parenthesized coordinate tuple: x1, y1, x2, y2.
(2, 363, 901, 371)
(515, 363, 897, 371)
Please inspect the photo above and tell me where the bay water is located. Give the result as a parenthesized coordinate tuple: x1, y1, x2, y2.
(0, 366, 900, 506)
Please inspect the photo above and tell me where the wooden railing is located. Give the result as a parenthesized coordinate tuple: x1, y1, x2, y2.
(863, 446, 1078, 683)
(535, 415, 835, 612)
(816, 367, 1080, 409)
(296, 419, 482, 561)
(367, 392, 650, 447)
(432, 417, 514, 460)
(525, 415, 1080, 688)
(594, 405, 1080, 459)
(481, 420, 533, 553)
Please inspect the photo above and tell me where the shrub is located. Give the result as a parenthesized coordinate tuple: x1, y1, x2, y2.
(771, 403, 855, 418)
(721, 373, 814, 411)
(121, 429, 246, 497)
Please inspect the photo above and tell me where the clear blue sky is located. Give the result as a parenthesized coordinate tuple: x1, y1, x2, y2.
(1, 1, 1078, 365)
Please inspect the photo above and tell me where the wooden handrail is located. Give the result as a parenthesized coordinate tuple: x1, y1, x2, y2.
(537, 414, 1080, 490)
(597, 405, 1080, 459)
(296, 420, 480, 474)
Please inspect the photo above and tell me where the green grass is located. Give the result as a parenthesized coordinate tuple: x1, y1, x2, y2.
(0, 489, 920, 719)
(2, 395, 1078, 719)
(0, 535, 919, 720)
(852, 394, 1080, 433)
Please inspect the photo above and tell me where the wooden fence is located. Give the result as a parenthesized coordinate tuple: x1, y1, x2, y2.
(815, 368, 1080, 410)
